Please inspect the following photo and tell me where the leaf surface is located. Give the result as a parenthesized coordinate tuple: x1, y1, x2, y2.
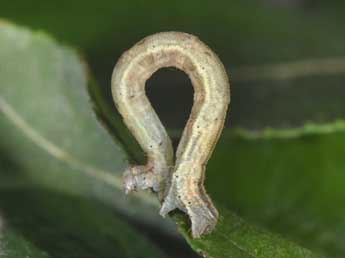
(0, 22, 170, 258)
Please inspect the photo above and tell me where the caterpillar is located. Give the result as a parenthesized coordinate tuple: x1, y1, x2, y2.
(111, 31, 230, 238)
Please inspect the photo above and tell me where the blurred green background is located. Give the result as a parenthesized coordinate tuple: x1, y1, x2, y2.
(3, 0, 345, 130)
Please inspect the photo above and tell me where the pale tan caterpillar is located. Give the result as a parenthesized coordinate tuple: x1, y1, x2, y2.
(111, 32, 230, 238)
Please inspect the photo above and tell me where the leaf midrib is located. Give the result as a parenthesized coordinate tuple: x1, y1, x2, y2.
(0, 96, 158, 207)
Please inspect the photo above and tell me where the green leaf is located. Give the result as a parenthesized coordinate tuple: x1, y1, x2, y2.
(171, 127, 345, 258)
(0, 163, 168, 258)
(0, 189, 169, 258)
(176, 208, 320, 258)
(0, 21, 163, 226)
(0, 22, 173, 257)
(201, 129, 345, 258)
(0, 227, 51, 258)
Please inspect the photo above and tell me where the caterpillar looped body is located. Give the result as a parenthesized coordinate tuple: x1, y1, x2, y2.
(111, 32, 230, 238)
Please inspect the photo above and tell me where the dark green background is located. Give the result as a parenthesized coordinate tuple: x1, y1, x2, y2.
(3, 0, 345, 130)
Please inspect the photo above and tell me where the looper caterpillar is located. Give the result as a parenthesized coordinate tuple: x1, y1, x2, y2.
(111, 32, 230, 238)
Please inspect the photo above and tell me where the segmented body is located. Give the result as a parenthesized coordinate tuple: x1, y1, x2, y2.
(111, 32, 230, 238)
